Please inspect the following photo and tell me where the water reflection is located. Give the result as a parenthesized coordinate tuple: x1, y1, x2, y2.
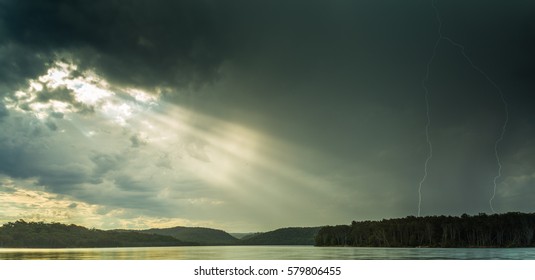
(1, 246, 534, 260)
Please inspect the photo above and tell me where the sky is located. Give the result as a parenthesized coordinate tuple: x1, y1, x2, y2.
(0, 0, 534, 232)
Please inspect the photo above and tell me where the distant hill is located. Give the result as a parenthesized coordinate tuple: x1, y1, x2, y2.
(0, 220, 195, 248)
(239, 227, 322, 245)
(240, 232, 262, 240)
(141, 226, 239, 245)
(229, 233, 254, 239)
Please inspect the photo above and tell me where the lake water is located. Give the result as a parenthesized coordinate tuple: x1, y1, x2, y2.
(1, 246, 535, 260)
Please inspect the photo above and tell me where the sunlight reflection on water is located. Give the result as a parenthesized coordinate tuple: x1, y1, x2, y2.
(1, 246, 534, 260)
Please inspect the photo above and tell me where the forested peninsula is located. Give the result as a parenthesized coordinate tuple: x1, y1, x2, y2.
(315, 212, 535, 248)
(0, 220, 195, 248)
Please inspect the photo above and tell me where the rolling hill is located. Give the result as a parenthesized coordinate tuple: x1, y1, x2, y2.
(141, 226, 239, 245)
(0, 220, 195, 248)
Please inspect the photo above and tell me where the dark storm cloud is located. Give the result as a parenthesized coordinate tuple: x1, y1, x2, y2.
(0, 113, 109, 193)
(0, 43, 51, 92)
(0, 117, 91, 191)
(0, 43, 48, 119)
(0, 146, 91, 193)
(0, 113, 174, 213)
(0, 0, 226, 91)
(36, 164, 92, 191)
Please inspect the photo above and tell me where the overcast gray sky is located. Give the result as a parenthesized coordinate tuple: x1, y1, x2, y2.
(0, 0, 534, 232)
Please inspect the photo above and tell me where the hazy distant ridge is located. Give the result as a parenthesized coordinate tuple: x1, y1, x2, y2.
(140, 226, 238, 245)
(138, 226, 322, 245)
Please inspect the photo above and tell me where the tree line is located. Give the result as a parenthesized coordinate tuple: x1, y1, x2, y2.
(0, 220, 195, 248)
(315, 212, 535, 247)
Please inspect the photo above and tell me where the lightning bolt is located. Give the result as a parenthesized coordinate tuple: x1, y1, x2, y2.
(441, 37, 509, 213)
(490, 105, 509, 213)
(418, 0, 442, 217)
(420, 0, 509, 216)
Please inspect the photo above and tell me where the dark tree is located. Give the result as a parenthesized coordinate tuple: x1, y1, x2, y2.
(315, 212, 535, 248)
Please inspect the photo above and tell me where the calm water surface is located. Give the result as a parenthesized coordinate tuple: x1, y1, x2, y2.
(1, 246, 534, 260)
